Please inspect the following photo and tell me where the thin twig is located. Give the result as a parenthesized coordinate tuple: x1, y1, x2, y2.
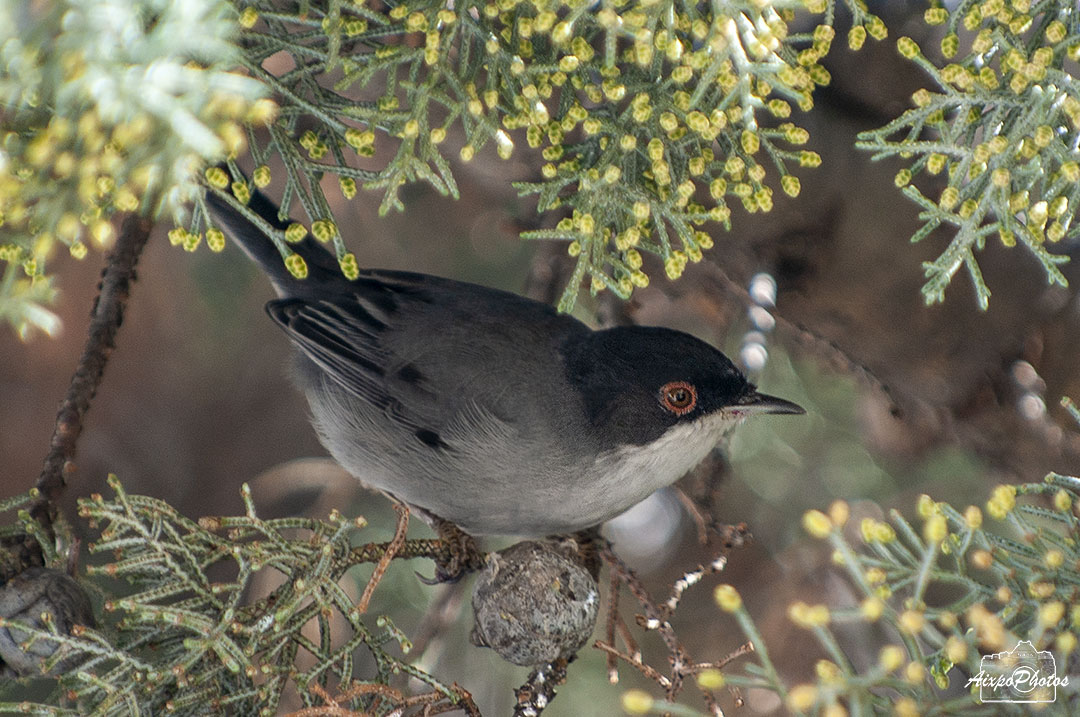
(421, 684, 480, 717)
(674, 486, 712, 545)
(355, 503, 409, 614)
(443, 685, 481, 717)
(693, 640, 757, 713)
(349, 537, 450, 564)
(614, 613, 640, 662)
(599, 544, 682, 664)
(659, 526, 748, 620)
(594, 641, 672, 689)
(698, 686, 724, 717)
(408, 581, 467, 666)
(599, 529, 753, 703)
(286, 681, 478, 717)
(687, 642, 755, 673)
(604, 568, 620, 683)
(33, 214, 152, 533)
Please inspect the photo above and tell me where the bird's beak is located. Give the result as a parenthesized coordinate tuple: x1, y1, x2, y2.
(735, 391, 806, 415)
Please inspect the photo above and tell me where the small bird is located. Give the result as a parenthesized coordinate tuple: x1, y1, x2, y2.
(204, 187, 803, 546)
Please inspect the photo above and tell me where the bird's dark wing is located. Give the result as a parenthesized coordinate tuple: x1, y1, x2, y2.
(269, 298, 395, 406)
(268, 269, 591, 441)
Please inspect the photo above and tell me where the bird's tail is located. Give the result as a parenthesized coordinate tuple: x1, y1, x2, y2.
(203, 185, 346, 298)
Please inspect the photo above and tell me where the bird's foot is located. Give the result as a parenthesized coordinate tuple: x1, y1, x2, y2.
(421, 519, 484, 584)
(565, 528, 604, 579)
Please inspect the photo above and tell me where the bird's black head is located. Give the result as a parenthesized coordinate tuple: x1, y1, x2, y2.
(563, 326, 803, 447)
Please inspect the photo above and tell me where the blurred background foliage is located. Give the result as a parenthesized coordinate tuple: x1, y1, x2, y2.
(2, 0, 1080, 715)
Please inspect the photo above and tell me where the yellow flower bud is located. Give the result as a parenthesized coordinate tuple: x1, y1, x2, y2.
(945, 636, 967, 663)
(964, 505, 982, 529)
(786, 684, 817, 712)
(788, 601, 830, 628)
(848, 25, 866, 50)
(340, 177, 357, 200)
(238, 6, 258, 28)
(879, 645, 905, 672)
(621, 689, 653, 714)
(311, 220, 337, 242)
(896, 37, 920, 59)
(206, 228, 225, 253)
(285, 253, 308, 279)
(697, 668, 724, 689)
(802, 510, 832, 538)
(923, 514, 947, 543)
(284, 223, 308, 243)
(1028, 581, 1054, 599)
(971, 549, 993, 570)
(205, 167, 229, 189)
(924, 7, 947, 25)
(899, 610, 925, 635)
(1039, 601, 1065, 627)
(861, 596, 884, 621)
(986, 484, 1016, 519)
(714, 584, 742, 612)
(253, 165, 271, 188)
(741, 129, 759, 155)
(894, 697, 919, 717)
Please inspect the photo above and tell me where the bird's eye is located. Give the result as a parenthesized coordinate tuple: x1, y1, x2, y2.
(660, 381, 697, 415)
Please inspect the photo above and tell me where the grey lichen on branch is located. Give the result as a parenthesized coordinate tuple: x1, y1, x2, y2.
(470, 540, 600, 667)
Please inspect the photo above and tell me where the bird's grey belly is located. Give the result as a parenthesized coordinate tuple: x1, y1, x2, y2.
(303, 383, 670, 536)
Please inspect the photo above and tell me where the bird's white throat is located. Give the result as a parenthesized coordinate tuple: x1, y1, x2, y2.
(581, 411, 744, 528)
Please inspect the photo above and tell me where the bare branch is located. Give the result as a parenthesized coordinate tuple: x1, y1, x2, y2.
(33, 214, 152, 538)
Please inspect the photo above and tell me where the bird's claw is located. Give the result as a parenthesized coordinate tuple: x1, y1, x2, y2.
(420, 520, 484, 584)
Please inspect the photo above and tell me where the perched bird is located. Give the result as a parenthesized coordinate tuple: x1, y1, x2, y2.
(204, 186, 803, 551)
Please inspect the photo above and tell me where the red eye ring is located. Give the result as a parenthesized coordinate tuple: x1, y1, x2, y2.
(660, 381, 697, 415)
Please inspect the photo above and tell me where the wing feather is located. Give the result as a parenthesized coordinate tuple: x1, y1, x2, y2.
(268, 298, 396, 410)
(266, 269, 590, 452)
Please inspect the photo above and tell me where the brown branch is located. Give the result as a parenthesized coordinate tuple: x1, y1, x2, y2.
(659, 524, 750, 620)
(355, 502, 409, 614)
(423, 685, 481, 717)
(408, 581, 467, 665)
(348, 537, 459, 565)
(603, 568, 620, 684)
(599, 543, 685, 693)
(686, 641, 755, 673)
(674, 486, 712, 545)
(598, 531, 755, 705)
(594, 641, 672, 690)
(613, 612, 640, 663)
(286, 681, 478, 717)
(33, 214, 152, 532)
